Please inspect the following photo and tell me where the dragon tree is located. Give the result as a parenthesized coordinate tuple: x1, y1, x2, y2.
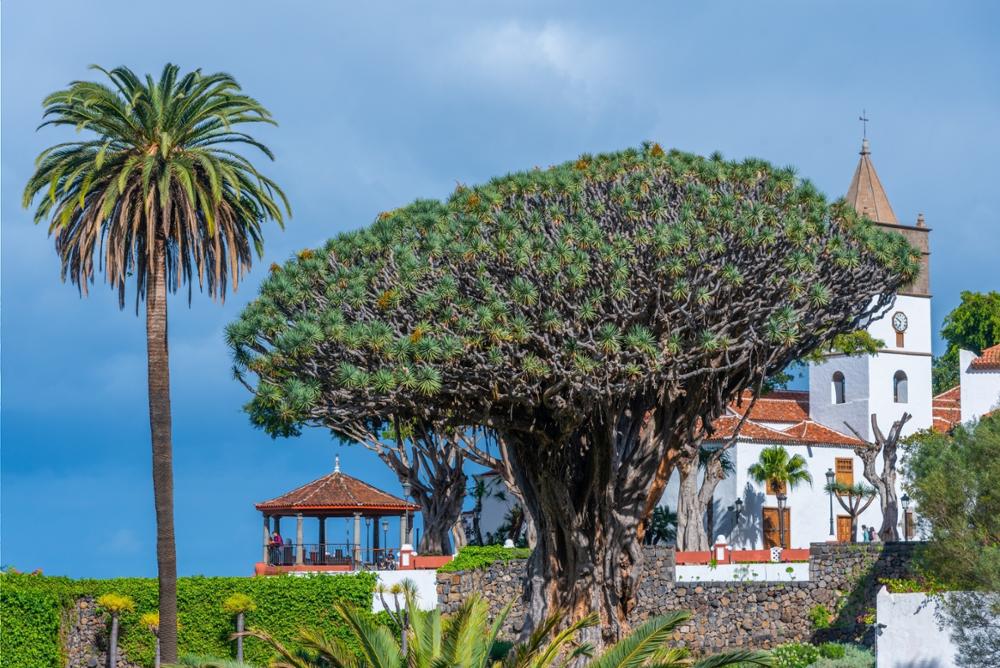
(228, 145, 917, 646)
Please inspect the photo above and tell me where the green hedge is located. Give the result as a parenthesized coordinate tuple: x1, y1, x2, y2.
(0, 571, 377, 668)
(438, 545, 532, 572)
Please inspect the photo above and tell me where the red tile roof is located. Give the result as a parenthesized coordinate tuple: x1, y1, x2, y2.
(781, 420, 866, 447)
(932, 385, 961, 433)
(256, 470, 418, 514)
(706, 415, 798, 443)
(969, 343, 1000, 371)
(730, 390, 810, 424)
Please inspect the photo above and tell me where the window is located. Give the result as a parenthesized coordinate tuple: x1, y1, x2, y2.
(896, 331, 905, 348)
(835, 458, 854, 490)
(894, 370, 908, 404)
(831, 372, 846, 404)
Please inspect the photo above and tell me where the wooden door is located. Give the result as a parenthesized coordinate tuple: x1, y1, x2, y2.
(837, 515, 853, 542)
(762, 507, 791, 549)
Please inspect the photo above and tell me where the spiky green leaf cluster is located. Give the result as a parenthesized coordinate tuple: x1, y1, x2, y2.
(228, 144, 918, 437)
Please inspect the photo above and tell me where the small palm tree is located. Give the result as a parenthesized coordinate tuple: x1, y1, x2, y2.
(140, 611, 162, 668)
(96, 593, 135, 668)
(241, 595, 771, 668)
(24, 64, 288, 662)
(747, 446, 812, 548)
(825, 481, 878, 542)
(222, 593, 257, 663)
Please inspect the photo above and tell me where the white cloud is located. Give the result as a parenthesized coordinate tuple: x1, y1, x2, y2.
(450, 21, 624, 97)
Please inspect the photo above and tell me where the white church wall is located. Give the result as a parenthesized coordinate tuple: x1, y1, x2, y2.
(959, 349, 1000, 423)
(865, 351, 933, 437)
(808, 355, 871, 438)
(729, 442, 896, 549)
(868, 295, 933, 357)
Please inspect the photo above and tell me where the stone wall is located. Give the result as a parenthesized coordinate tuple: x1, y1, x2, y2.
(65, 597, 141, 668)
(436, 542, 918, 650)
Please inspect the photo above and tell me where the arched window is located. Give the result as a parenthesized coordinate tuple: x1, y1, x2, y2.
(831, 371, 846, 404)
(894, 371, 908, 404)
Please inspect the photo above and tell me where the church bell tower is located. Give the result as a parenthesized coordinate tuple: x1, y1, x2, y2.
(808, 137, 933, 439)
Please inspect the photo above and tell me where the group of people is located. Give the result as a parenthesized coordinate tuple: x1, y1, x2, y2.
(859, 525, 881, 543)
(267, 530, 285, 565)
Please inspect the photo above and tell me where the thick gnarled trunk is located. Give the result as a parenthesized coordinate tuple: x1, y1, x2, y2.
(675, 459, 709, 551)
(847, 413, 911, 542)
(146, 237, 177, 663)
(504, 404, 669, 647)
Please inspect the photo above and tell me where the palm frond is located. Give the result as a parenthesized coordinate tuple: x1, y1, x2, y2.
(588, 612, 689, 668)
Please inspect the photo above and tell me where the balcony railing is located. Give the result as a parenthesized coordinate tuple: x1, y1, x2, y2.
(266, 542, 398, 570)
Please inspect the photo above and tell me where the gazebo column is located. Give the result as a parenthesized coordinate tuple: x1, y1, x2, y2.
(295, 513, 304, 566)
(353, 512, 362, 568)
(318, 516, 326, 565)
(274, 516, 281, 536)
(262, 514, 270, 563)
(372, 515, 380, 556)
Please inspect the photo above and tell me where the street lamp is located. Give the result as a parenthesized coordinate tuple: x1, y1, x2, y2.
(382, 519, 389, 556)
(776, 493, 788, 549)
(729, 498, 743, 535)
(901, 493, 911, 542)
(826, 468, 836, 539)
(402, 481, 411, 546)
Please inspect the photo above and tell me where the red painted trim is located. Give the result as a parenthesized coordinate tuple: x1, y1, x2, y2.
(674, 548, 810, 565)
(253, 563, 355, 575)
(255, 503, 420, 513)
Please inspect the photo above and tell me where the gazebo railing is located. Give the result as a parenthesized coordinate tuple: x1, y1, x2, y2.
(266, 542, 399, 570)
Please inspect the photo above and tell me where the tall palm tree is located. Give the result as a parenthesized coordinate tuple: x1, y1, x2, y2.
(23, 64, 288, 662)
(747, 445, 812, 548)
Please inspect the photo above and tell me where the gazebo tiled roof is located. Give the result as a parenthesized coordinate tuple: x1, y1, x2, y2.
(256, 462, 418, 515)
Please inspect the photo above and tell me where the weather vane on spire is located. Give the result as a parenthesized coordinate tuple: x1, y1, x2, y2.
(859, 109, 870, 139)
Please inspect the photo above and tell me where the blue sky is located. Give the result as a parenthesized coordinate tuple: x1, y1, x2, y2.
(2, 1, 998, 578)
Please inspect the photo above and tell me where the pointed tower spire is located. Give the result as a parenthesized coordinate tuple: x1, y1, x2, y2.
(845, 137, 899, 225)
(334, 454, 341, 473)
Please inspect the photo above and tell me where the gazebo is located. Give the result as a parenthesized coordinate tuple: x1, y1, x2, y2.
(255, 456, 419, 573)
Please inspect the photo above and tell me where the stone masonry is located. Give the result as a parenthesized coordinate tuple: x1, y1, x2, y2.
(436, 542, 918, 650)
(64, 597, 141, 668)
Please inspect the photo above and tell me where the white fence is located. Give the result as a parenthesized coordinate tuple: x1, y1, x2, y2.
(675, 562, 809, 582)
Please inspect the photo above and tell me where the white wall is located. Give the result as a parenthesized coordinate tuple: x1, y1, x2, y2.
(675, 562, 808, 582)
(959, 349, 1000, 423)
(876, 587, 957, 668)
(729, 441, 899, 549)
(371, 570, 440, 611)
(809, 354, 872, 438)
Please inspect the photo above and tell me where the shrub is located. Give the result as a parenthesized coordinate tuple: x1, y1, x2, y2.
(437, 545, 532, 572)
(0, 571, 376, 667)
(809, 643, 874, 668)
(817, 642, 846, 659)
(222, 592, 257, 614)
(771, 642, 819, 668)
(96, 592, 136, 614)
(808, 603, 832, 629)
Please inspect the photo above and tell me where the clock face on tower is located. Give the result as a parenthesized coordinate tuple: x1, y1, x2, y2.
(892, 311, 908, 333)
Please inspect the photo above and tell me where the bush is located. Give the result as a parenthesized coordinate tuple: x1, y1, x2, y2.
(0, 571, 376, 668)
(817, 642, 846, 659)
(809, 643, 874, 668)
(437, 545, 532, 572)
(808, 603, 832, 629)
(771, 642, 819, 668)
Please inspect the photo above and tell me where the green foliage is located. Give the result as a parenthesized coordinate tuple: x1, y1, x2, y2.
(222, 592, 257, 615)
(229, 144, 918, 440)
(816, 642, 846, 660)
(903, 413, 1000, 591)
(97, 592, 137, 614)
(0, 571, 375, 668)
(747, 445, 813, 494)
(644, 505, 677, 545)
(0, 575, 65, 667)
(438, 545, 533, 572)
(807, 604, 832, 630)
(808, 644, 873, 668)
(931, 291, 1000, 394)
(770, 642, 819, 668)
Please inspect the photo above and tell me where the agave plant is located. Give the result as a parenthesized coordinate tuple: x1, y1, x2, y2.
(240, 593, 771, 668)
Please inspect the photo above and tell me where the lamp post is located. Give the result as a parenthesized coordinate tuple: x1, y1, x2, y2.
(826, 468, 836, 539)
(401, 481, 411, 547)
(776, 493, 788, 549)
(901, 493, 910, 542)
(382, 519, 389, 557)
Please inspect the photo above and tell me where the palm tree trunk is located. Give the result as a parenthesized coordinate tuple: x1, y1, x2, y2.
(146, 236, 177, 663)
